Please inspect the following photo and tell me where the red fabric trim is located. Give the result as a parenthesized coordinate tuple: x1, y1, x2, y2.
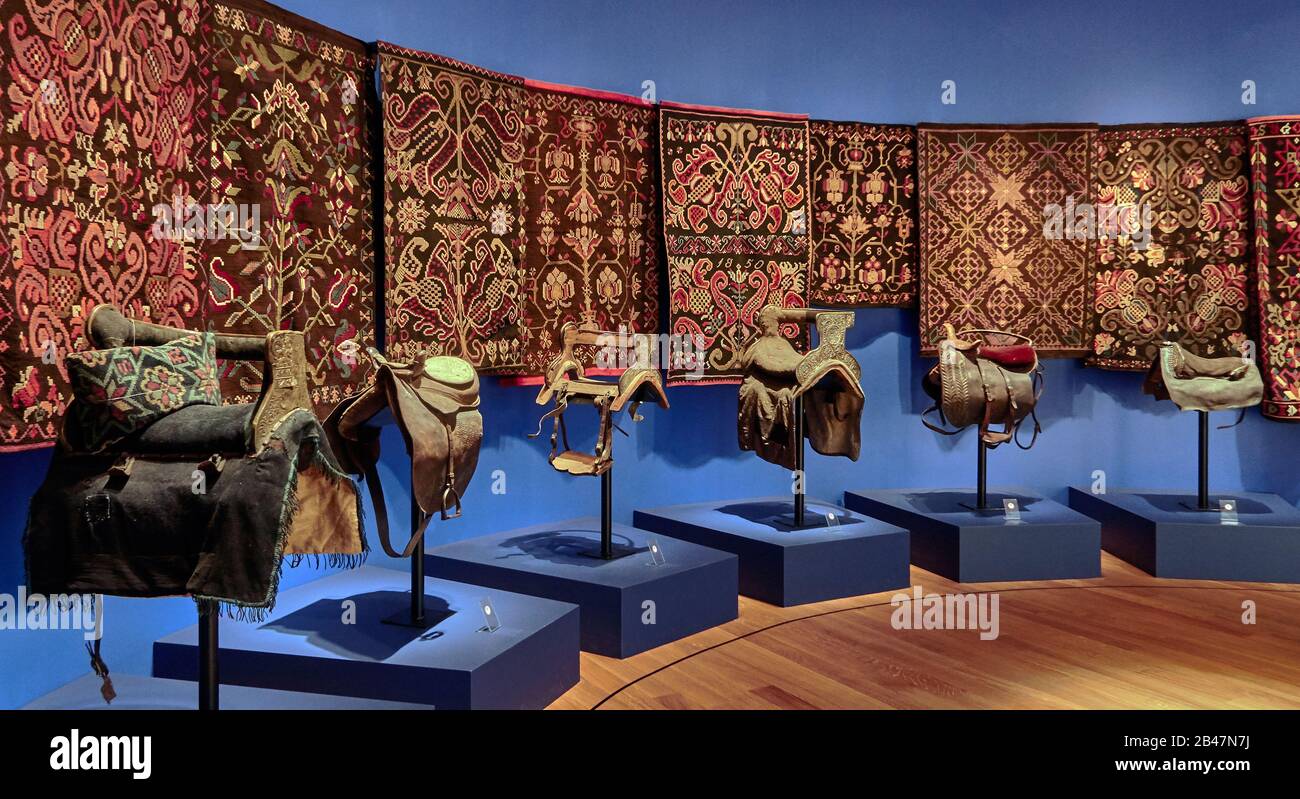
(660, 99, 807, 121)
(0, 440, 56, 454)
(523, 79, 651, 107)
(375, 41, 524, 83)
(1247, 115, 1300, 124)
(495, 367, 628, 387)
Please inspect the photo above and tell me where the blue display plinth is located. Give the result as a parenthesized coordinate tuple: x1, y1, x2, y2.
(152, 566, 580, 709)
(632, 497, 910, 606)
(23, 674, 430, 710)
(1068, 487, 1300, 582)
(424, 518, 738, 657)
(843, 487, 1100, 583)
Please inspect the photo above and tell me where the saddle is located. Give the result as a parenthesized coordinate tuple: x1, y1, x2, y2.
(738, 307, 863, 470)
(325, 350, 483, 558)
(1143, 341, 1262, 415)
(530, 323, 668, 476)
(27, 305, 365, 701)
(922, 325, 1043, 448)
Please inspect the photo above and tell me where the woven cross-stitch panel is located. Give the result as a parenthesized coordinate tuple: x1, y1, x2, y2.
(1089, 123, 1251, 371)
(519, 80, 659, 376)
(378, 42, 527, 372)
(0, 0, 208, 450)
(660, 102, 811, 385)
(202, 0, 375, 412)
(809, 120, 916, 307)
(1249, 116, 1300, 421)
(918, 123, 1097, 356)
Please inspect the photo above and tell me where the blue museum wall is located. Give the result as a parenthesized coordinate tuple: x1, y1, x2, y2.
(3, 0, 1300, 708)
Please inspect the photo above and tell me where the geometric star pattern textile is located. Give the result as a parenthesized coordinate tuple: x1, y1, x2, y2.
(809, 120, 916, 307)
(1248, 115, 1300, 421)
(1089, 123, 1251, 371)
(377, 42, 527, 373)
(519, 80, 659, 376)
(0, 0, 208, 450)
(202, 0, 376, 412)
(660, 101, 812, 385)
(918, 123, 1097, 357)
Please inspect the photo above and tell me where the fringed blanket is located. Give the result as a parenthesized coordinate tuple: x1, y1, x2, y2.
(25, 405, 365, 620)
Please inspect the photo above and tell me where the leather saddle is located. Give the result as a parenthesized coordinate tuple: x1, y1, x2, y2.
(530, 323, 668, 476)
(1143, 341, 1262, 416)
(326, 349, 482, 558)
(738, 306, 863, 469)
(922, 325, 1043, 448)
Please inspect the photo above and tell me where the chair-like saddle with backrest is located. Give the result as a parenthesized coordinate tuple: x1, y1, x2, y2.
(25, 304, 365, 701)
(737, 306, 864, 470)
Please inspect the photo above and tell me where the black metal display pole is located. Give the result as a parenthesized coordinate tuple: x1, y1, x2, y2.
(410, 494, 426, 625)
(1198, 410, 1211, 511)
(600, 468, 613, 559)
(198, 609, 218, 711)
(793, 394, 806, 527)
(976, 437, 989, 511)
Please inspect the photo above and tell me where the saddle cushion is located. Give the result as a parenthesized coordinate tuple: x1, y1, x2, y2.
(65, 333, 221, 453)
(976, 343, 1037, 370)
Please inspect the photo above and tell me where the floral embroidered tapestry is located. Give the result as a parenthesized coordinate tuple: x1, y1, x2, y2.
(1089, 123, 1251, 371)
(917, 123, 1097, 356)
(519, 80, 659, 376)
(378, 42, 527, 372)
(809, 120, 916, 307)
(1249, 116, 1300, 421)
(660, 101, 811, 385)
(202, 0, 375, 412)
(0, 0, 208, 451)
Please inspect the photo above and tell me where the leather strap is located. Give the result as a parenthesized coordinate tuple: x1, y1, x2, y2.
(360, 406, 461, 559)
(86, 638, 116, 705)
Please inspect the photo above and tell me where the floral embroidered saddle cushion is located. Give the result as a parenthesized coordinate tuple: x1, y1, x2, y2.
(64, 333, 222, 453)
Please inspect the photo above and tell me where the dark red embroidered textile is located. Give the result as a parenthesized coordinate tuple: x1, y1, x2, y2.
(202, 0, 375, 412)
(918, 123, 1097, 356)
(660, 102, 811, 385)
(0, 0, 208, 451)
(1249, 116, 1300, 421)
(378, 42, 527, 373)
(809, 120, 916, 307)
(1089, 123, 1251, 371)
(518, 80, 659, 376)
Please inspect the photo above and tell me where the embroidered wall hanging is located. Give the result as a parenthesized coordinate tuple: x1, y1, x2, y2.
(378, 42, 527, 372)
(0, 0, 207, 451)
(660, 101, 811, 385)
(1249, 116, 1300, 421)
(201, 0, 376, 412)
(519, 80, 659, 376)
(917, 123, 1097, 356)
(809, 120, 917, 307)
(1089, 123, 1251, 371)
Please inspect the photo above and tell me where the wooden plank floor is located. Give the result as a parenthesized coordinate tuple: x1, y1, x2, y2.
(548, 553, 1300, 709)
